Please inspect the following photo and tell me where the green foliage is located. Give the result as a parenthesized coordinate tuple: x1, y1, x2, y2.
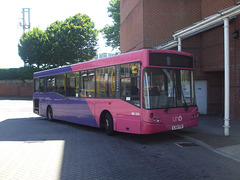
(18, 28, 48, 69)
(0, 68, 18, 80)
(46, 14, 98, 67)
(101, 0, 120, 50)
(18, 13, 98, 69)
(17, 66, 38, 80)
(0, 67, 38, 80)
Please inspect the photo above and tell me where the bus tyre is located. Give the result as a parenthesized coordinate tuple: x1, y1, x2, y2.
(105, 113, 114, 136)
(47, 106, 54, 121)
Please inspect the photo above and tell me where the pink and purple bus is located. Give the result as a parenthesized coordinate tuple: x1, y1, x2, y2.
(33, 49, 198, 135)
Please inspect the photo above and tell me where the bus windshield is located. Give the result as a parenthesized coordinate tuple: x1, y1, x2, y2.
(143, 68, 196, 110)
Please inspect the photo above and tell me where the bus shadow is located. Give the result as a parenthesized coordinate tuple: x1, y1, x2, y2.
(0, 117, 107, 142)
(47, 118, 179, 145)
(0, 117, 183, 180)
(1, 116, 179, 143)
(115, 131, 180, 145)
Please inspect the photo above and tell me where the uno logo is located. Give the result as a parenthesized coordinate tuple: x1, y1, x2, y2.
(172, 115, 183, 122)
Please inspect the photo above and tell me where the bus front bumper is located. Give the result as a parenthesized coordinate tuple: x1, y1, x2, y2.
(141, 118, 198, 134)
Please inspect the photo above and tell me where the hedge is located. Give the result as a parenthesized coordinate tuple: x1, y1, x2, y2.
(0, 67, 38, 80)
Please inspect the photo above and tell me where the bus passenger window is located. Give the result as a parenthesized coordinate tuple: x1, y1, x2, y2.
(55, 74, 66, 96)
(96, 68, 108, 97)
(34, 78, 45, 93)
(80, 70, 95, 98)
(96, 66, 115, 98)
(34, 78, 40, 92)
(39, 78, 45, 92)
(108, 66, 115, 97)
(66, 72, 79, 97)
(120, 62, 140, 107)
(46, 76, 56, 92)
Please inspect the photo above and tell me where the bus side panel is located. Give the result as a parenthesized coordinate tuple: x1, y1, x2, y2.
(114, 101, 141, 134)
(116, 114, 141, 134)
(35, 93, 98, 128)
(92, 99, 142, 134)
(33, 93, 48, 117)
(53, 97, 98, 128)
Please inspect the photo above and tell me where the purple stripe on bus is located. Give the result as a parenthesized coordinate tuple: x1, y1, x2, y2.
(34, 66, 73, 78)
(37, 93, 98, 127)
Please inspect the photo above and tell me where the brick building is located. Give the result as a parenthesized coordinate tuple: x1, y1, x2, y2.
(120, 0, 240, 121)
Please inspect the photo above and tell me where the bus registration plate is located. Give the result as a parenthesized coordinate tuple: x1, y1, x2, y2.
(172, 125, 184, 130)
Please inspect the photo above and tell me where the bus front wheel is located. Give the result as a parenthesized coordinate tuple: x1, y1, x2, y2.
(47, 106, 54, 121)
(105, 113, 114, 136)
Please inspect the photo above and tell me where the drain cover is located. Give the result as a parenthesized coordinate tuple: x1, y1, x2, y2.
(175, 142, 199, 148)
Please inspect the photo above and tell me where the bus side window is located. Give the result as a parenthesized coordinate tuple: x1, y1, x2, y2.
(55, 74, 66, 96)
(80, 70, 95, 98)
(39, 78, 45, 92)
(46, 76, 56, 93)
(34, 78, 40, 92)
(108, 66, 115, 98)
(96, 68, 107, 97)
(88, 70, 95, 97)
(96, 66, 115, 98)
(66, 72, 79, 97)
(120, 62, 140, 107)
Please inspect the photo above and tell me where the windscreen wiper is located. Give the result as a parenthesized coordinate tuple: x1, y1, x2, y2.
(181, 87, 188, 111)
(183, 98, 188, 111)
(165, 82, 176, 113)
(164, 100, 169, 112)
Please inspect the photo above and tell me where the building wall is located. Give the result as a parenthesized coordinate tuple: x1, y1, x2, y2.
(120, 0, 240, 120)
(181, 18, 240, 119)
(234, 16, 240, 120)
(201, 0, 236, 18)
(120, 0, 238, 53)
(0, 80, 33, 97)
(120, 0, 202, 52)
(143, 0, 201, 49)
(120, 0, 144, 52)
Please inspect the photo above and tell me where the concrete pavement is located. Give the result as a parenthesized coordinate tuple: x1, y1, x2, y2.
(174, 115, 240, 163)
(0, 99, 240, 179)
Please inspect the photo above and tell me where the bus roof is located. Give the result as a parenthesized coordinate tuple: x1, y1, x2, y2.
(34, 49, 193, 78)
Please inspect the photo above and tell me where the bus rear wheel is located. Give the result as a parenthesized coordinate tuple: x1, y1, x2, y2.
(47, 106, 53, 121)
(105, 113, 114, 136)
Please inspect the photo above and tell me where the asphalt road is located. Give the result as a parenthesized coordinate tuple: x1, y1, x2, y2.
(0, 99, 240, 180)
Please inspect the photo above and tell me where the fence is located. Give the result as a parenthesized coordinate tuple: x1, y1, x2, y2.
(0, 80, 33, 97)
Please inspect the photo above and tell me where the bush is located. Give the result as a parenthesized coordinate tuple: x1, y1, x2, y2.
(0, 68, 18, 80)
(0, 67, 39, 80)
(17, 66, 38, 80)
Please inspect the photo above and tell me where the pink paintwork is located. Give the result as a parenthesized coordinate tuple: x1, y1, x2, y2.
(34, 49, 198, 135)
(84, 98, 198, 134)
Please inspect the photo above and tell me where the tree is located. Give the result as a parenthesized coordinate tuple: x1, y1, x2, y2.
(101, 0, 120, 50)
(18, 13, 98, 69)
(18, 28, 48, 69)
(45, 20, 66, 67)
(46, 13, 98, 67)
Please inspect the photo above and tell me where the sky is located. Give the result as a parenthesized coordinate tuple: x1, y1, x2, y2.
(0, 0, 114, 68)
